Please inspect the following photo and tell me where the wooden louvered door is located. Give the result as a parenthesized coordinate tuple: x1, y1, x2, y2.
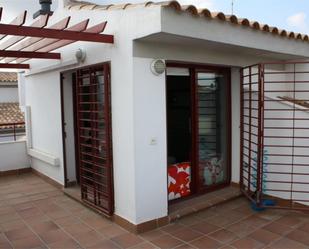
(76, 63, 114, 216)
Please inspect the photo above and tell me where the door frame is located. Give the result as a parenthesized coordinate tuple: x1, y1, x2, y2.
(166, 61, 232, 201)
(60, 72, 81, 188)
(60, 74, 68, 187)
(60, 62, 114, 216)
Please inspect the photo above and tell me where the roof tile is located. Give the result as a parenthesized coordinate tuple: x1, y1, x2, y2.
(0, 72, 17, 87)
(0, 103, 25, 129)
(66, 0, 309, 42)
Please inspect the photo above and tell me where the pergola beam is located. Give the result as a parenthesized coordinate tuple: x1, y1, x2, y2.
(0, 23, 114, 43)
(0, 63, 29, 69)
(0, 50, 61, 59)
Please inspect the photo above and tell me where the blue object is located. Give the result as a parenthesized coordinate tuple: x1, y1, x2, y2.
(251, 199, 276, 211)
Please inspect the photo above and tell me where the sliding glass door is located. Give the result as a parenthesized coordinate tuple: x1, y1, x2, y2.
(195, 70, 230, 192)
(166, 63, 231, 199)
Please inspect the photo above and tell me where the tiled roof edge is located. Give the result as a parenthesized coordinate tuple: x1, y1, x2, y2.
(65, 0, 309, 43)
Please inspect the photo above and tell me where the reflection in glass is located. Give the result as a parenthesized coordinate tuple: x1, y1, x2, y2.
(197, 72, 228, 187)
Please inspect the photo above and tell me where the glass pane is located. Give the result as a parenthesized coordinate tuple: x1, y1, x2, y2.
(197, 72, 228, 187)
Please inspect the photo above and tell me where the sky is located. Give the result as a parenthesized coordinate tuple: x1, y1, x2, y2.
(0, 0, 309, 34)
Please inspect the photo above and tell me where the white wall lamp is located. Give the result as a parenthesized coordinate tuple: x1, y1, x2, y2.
(150, 59, 166, 76)
(75, 48, 87, 63)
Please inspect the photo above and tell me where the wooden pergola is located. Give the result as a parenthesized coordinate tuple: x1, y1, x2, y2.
(0, 8, 114, 69)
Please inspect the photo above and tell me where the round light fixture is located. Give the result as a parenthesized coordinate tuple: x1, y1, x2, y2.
(75, 48, 86, 63)
(150, 59, 166, 75)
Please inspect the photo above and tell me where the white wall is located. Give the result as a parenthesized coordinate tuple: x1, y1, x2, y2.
(0, 87, 18, 102)
(25, 71, 64, 184)
(0, 141, 30, 171)
(133, 57, 168, 223)
(18, 73, 26, 107)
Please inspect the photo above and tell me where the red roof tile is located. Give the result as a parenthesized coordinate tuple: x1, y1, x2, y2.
(0, 103, 25, 129)
(66, 0, 309, 42)
(0, 72, 18, 87)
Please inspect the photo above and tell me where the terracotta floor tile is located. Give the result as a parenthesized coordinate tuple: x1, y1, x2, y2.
(29, 194, 49, 202)
(298, 221, 309, 233)
(98, 224, 128, 238)
(73, 230, 104, 247)
(160, 223, 185, 234)
(53, 216, 82, 227)
(233, 205, 255, 216)
(255, 210, 281, 221)
(189, 235, 222, 249)
(82, 216, 112, 230)
(130, 241, 157, 249)
(170, 227, 203, 242)
(242, 215, 270, 228)
(7, 197, 31, 206)
(37, 203, 62, 213)
(63, 223, 93, 236)
(3, 175, 309, 249)
(174, 244, 196, 249)
(13, 203, 34, 212)
(0, 212, 20, 224)
(208, 229, 239, 244)
(86, 239, 120, 249)
(5, 227, 35, 241)
(230, 237, 264, 249)
(140, 229, 165, 240)
(11, 235, 44, 249)
(48, 238, 81, 249)
(192, 201, 213, 212)
(275, 215, 302, 228)
(0, 234, 12, 248)
(111, 233, 144, 248)
(30, 221, 59, 233)
(222, 210, 248, 221)
(45, 209, 71, 219)
(266, 237, 307, 249)
(0, 207, 17, 216)
(150, 234, 183, 249)
(286, 229, 309, 246)
(22, 214, 51, 225)
(263, 221, 293, 236)
(226, 221, 256, 238)
(38, 229, 71, 244)
(178, 215, 203, 226)
(195, 209, 217, 219)
(190, 221, 220, 235)
(45, 191, 63, 198)
(205, 215, 237, 227)
(18, 207, 43, 219)
(0, 220, 27, 233)
(248, 229, 281, 245)
(3, 193, 24, 200)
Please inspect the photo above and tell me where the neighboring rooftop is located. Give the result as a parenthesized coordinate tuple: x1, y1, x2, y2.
(0, 72, 18, 87)
(0, 103, 25, 129)
(65, 0, 309, 43)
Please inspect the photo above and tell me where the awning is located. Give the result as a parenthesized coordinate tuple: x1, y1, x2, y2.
(0, 8, 114, 69)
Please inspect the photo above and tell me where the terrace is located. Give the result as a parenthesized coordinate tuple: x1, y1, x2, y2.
(0, 172, 309, 249)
